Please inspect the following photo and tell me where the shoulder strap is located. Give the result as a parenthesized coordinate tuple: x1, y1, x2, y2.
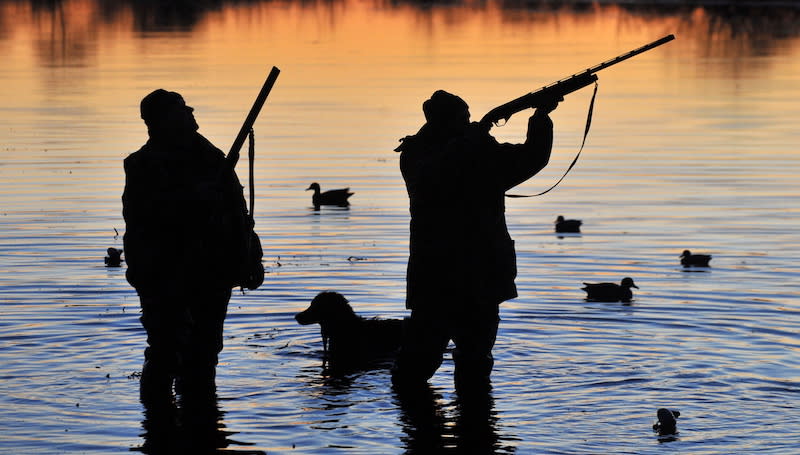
(248, 128, 255, 221)
(506, 82, 598, 198)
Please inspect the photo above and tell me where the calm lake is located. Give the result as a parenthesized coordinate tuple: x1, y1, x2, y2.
(1, 0, 799, 453)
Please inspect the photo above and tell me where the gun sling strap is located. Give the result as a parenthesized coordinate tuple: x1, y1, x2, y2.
(506, 81, 598, 198)
(248, 128, 255, 221)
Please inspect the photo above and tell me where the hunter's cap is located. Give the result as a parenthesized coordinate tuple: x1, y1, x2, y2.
(140, 89, 184, 125)
(423, 90, 469, 125)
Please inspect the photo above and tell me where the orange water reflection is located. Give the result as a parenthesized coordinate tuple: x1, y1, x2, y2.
(2, 0, 799, 163)
(4, 0, 800, 67)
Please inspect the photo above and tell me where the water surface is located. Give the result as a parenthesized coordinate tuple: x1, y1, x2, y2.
(1, 0, 799, 453)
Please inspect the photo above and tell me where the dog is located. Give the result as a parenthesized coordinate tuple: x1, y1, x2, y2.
(295, 291, 403, 371)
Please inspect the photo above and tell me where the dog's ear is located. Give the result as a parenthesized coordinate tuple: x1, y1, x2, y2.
(330, 292, 358, 316)
(330, 292, 349, 307)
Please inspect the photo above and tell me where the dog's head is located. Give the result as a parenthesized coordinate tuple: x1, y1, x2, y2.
(295, 291, 358, 326)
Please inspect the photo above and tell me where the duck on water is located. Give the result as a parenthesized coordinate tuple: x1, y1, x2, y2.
(581, 277, 639, 302)
(680, 249, 711, 267)
(306, 182, 354, 208)
(555, 215, 582, 233)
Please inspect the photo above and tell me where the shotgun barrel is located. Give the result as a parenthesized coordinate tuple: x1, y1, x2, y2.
(227, 66, 281, 167)
(480, 35, 675, 126)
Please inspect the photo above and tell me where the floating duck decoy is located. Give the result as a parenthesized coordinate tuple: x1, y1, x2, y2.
(680, 250, 711, 267)
(306, 182, 354, 208)
(581, 277, 638, 302)
(652, 408, 680, 435)
(555, 215, 582, 233)
(105, 247, 123, 267)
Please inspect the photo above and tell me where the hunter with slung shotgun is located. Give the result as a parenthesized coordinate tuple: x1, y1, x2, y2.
(123, 66, 280, 402)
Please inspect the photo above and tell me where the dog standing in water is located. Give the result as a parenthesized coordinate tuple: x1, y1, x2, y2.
(295, 291, 403, 372)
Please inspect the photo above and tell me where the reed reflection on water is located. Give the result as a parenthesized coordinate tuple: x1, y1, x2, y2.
(1, 0, 800, 454)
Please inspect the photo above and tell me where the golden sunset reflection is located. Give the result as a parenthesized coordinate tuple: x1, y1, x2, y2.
(1, 1, 795, 174)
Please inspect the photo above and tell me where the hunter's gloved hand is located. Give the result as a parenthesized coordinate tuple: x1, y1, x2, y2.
(535, 96, 563, 115)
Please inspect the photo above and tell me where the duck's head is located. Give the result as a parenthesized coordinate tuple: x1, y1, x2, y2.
(306, 182, 321, 192)
(680, 250, 692, 258)
(556, 215, 565, 223)
(621, 277, 638, 289)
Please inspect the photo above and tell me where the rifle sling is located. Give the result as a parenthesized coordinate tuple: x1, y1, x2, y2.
(248, 128, 255, 222)
(506, 81, 598, 198)
(240, 129, 256, 294)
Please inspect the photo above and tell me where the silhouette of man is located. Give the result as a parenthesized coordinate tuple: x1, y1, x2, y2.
(392, 90, 559, 393)
(123, 89, 250, 402)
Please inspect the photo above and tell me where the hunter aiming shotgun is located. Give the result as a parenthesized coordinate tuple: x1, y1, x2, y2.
(480, 34, 675, 127)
